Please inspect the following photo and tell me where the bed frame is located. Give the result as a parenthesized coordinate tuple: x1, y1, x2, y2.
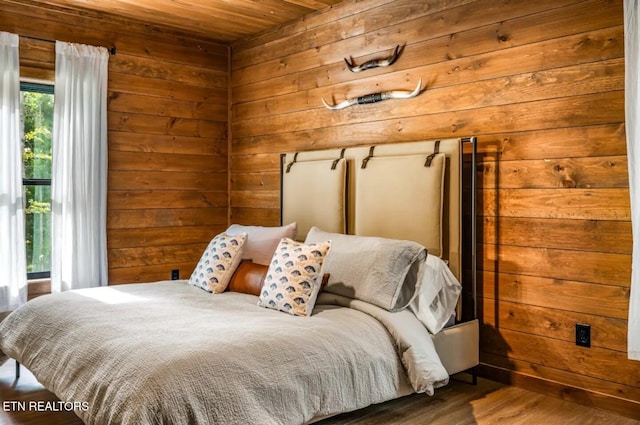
(280, 137, 479, 379)
(6, 138, 479, 424)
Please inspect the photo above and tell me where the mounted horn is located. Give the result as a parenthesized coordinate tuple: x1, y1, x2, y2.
(321, 78, 423, 111)
(344, 45, 401, 73)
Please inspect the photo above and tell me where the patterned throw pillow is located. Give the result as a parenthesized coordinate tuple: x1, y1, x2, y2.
(189, 232, 247, 293)
(258, 238, 331, 317)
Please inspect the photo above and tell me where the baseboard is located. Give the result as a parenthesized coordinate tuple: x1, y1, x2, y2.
(478, 363, 640, 420)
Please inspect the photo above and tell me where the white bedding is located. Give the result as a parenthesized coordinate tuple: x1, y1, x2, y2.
(0, 281, 448, 425)
(410, 254, 463, 334)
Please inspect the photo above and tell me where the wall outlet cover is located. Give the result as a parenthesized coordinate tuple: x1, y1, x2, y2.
(576, 323, 591, 348)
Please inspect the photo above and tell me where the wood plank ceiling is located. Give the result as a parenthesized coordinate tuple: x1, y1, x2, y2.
(24, 0, 344, 42)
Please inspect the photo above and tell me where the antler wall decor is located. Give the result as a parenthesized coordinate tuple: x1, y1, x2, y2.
(344, 45, 401, 73)
(321, 78, 423, 111)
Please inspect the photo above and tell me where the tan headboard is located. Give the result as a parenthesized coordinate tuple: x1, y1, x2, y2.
(281, 138, 466, 282)
(282, 156, 347, 239)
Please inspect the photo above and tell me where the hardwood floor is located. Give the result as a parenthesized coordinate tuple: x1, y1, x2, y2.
(0, 358, 637, 425)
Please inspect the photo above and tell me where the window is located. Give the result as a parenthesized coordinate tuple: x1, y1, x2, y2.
(21, 82, 54, 280)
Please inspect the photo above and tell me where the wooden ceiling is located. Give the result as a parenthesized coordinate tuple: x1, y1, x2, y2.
(27, 0, 344, 42)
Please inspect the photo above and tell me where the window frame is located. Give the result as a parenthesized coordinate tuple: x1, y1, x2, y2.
(21, 81, 54, 280)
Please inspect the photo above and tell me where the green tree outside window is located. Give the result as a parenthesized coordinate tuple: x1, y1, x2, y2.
(21, 84, 54, 277)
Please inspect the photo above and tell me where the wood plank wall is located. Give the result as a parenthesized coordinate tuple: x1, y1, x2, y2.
(0, 0, 230, 285)
(230, 0, 638, 417)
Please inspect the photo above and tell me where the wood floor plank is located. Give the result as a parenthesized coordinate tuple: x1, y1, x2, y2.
(0, 359, 637, 424)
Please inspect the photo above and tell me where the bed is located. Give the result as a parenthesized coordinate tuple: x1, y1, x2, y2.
(0, 137, 479, 425)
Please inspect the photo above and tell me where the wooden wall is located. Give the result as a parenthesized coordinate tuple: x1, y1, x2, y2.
(2, 0, 637, 418)
(0, 0, 229, 285)
(231, 0, 638, 417)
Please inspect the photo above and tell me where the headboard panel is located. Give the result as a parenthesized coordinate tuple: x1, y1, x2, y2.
(282, 156, 347, 238)
(354, 151, 446, 257)
(281, 138, 466, 283)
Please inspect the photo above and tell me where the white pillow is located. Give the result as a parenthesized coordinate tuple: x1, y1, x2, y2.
(409, 254, 462, 334)
(258, 238, 331, 317)
(226, 223, 297, 266)
(305, 227, 426, 312)
(189, 232, 247, 293)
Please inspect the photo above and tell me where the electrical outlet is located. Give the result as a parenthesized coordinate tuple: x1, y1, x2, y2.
(171, 269, 179, 280)
(576, 323, 591, 348)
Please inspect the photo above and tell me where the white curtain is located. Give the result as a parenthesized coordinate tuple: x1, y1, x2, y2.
(51, 41, 109, 292)
(0, 32, 27, 311)
(625, 0, 640, 360)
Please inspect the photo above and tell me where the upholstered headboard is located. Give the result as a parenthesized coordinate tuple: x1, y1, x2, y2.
(281, 138, 472, 283)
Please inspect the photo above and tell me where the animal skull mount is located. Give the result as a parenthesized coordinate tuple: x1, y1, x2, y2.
(321, 79, 423, 111)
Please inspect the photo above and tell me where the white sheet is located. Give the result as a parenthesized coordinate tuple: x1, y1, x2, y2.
(409, 254, 462, 334)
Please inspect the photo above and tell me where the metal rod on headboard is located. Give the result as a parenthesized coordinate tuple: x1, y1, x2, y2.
(461, 137, 478, 321)
(279, 154, 286, 226)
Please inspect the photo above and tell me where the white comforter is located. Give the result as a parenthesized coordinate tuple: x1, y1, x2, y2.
(0, 281, 448, 425)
